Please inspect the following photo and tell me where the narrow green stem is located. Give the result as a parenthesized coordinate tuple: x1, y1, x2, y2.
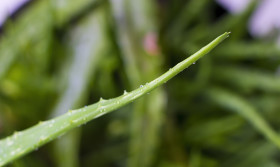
(207, 87, 280, 148)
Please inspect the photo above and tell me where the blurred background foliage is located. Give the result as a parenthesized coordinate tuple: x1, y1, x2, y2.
(0, 0, 280, 166)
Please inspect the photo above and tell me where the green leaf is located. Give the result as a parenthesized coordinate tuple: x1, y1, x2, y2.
(207, 87, 280, 148)
(213, 66, 280, 93)
(0, 32, 230, 166)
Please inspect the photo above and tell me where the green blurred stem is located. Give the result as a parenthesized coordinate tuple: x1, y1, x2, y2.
(109, 0, 141, 86)
(50, 7, 108, 167)
(213, 41, 280, 59)
(206, 87, 280, 148)
(110, 0, 165, 166)
(0, 0, 53, 81)
(212, 66, 280, 93)
(0, 0, 100, 82)
(125, 0, 167, 166)
(187, 0, 257, 43)
(168, 0, 210, 39)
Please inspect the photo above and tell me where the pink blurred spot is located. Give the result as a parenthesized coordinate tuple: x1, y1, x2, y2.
(143, 32, 160, 56)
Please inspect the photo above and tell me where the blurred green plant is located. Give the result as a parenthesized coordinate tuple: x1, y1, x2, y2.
(1, 0, 280, 167)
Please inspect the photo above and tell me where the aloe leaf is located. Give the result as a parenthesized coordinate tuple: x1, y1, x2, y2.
(0, 32, 229, 166)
